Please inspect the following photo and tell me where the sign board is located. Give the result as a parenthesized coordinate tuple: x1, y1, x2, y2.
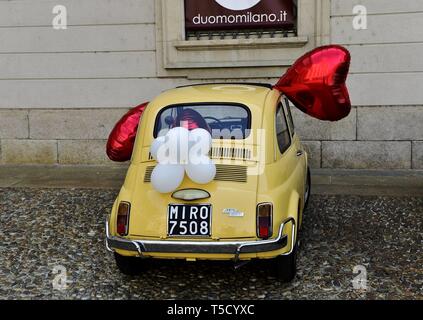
(185, 0, 296, 31)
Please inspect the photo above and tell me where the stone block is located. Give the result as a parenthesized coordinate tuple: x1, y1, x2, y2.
(412, 141, 423, 169)
(58, 140, 114, 165)
(1, 139, 57, 164)
(291, 107, 356, 141)
(302, 141, 321, 168)
(29, 109, 128, 140)
(322, 141, 411, 169)
(358, 106, 423, 140)
(0, 110, 29, 139)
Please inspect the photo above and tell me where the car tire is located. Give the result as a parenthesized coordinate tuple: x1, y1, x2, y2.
(114, 252, 143, 276)
(303, 168, 311, 212)
(274, 241, 298, 283)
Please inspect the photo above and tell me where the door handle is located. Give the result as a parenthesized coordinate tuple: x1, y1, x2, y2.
(296, 150, 304, 157)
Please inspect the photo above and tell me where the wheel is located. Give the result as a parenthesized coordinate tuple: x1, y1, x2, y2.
(114, 252, 143, 276)
(303, 168, 311, 212)
(274, 241, 298, 283)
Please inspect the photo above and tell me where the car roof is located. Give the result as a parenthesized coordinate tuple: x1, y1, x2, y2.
(150, 83, 276, 109)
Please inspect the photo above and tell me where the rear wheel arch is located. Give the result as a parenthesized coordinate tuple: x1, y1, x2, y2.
(285, 191, 300, 240)
(287, 191, 300, 219)
(274, 191, 300, 283)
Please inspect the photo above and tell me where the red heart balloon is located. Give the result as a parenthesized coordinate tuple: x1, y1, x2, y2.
(106, 102, 148, 162)
(274, 45, 351, 121)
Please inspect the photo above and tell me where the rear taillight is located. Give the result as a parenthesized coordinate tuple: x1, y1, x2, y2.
(116, 202, 130, 236)
(257, 203, 273, 239)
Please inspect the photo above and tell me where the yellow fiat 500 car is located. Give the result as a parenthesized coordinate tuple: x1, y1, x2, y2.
(106, 83, 310, 282)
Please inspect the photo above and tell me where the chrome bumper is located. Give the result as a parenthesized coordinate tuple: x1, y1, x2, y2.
(105, 218, 295, 261)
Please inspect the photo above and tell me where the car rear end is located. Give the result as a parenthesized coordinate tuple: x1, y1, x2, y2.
(106, 84, 291, 261)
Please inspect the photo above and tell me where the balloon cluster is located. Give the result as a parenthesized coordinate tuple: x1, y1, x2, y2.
(150, 127, 216, 193)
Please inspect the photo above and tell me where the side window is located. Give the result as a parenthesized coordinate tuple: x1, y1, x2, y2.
(275, 103, 291, 154)
(284, 97, 295, 137)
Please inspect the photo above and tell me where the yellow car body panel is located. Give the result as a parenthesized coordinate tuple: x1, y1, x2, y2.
(107, 84, 308, 260)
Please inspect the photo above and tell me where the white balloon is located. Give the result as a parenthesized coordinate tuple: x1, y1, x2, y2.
(150, 136, 165, 161)
(165, 127, 189, 164)
(189, 128, 212, 159)
(185, 156, 216, 184)
(151, 164, 185, 193)
(166, 126, 189, 140)
(157, 128, 169, 137)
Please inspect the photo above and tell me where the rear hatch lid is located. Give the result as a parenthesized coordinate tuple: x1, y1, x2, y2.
(129, 146, 260, 240)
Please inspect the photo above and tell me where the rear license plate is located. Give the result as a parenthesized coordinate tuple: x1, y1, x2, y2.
(167, 204, 211, 237)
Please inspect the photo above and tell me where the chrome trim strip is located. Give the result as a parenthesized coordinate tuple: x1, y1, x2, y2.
(171, 189, 211, 201)
(105, 221, 114, 253)
(281, 217, 296, 256)
(105, 217, 295, 260)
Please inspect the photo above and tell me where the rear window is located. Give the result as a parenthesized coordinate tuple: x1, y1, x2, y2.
(154, 104, 251, 139)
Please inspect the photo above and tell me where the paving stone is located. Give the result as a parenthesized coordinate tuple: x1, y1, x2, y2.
(0, 189, 420, 300)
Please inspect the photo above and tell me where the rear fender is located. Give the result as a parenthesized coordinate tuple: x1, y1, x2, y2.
(284, 191, 300, 250)
(109, 165, 139, 236)
(108, 199, 118, 235)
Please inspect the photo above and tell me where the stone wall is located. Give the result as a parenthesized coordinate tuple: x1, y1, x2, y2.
(1, 106, 421, 169)
(295, 107, 423, 169)
(0, 109, 127, 165)
(0, 0, 422, 169)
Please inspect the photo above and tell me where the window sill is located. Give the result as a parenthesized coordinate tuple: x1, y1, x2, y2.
(174, 36, 309, 51)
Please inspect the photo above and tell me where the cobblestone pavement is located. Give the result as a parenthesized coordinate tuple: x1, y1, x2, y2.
(0, 188, 421, 300)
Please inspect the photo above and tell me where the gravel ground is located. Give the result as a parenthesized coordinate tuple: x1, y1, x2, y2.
(0, 188, 421, 300)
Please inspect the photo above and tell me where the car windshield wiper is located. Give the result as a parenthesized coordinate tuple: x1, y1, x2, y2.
(220, 116, 243, 120)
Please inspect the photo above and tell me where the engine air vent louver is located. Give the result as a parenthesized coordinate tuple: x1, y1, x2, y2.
(148, 147, 252, 161)
(144, 164, 247, 183)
